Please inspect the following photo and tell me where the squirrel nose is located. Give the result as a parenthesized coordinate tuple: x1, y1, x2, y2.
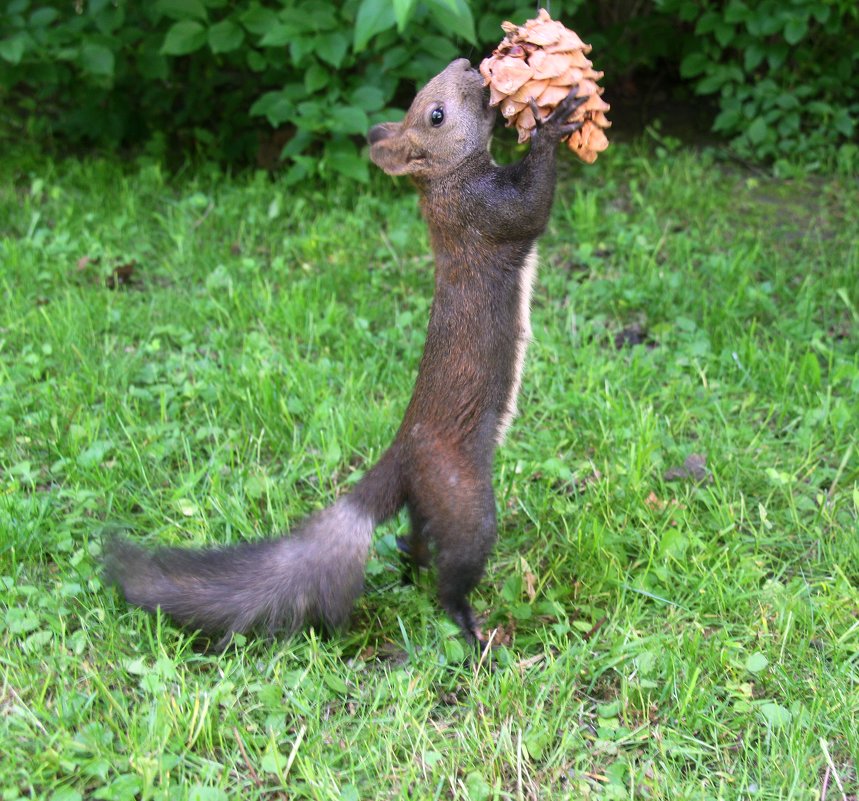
(452, 58, 472, 71)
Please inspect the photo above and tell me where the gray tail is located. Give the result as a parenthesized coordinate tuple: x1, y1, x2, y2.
(103, 449, 404, 640)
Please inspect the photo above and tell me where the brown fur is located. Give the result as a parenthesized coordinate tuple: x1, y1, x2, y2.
(104, 59, 583, 646)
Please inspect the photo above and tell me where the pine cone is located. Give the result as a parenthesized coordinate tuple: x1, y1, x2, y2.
(479, 9, 611, 164)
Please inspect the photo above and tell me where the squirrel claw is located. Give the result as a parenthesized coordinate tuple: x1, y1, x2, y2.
(559, 120, 584, 138)
(550, 86, 587, 123)
(530, 87, 587, 141)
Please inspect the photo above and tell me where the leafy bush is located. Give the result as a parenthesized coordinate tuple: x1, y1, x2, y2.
(1, 0, 857, 173)
(0, 0, 538, 180)
(659, 0, 859, 167)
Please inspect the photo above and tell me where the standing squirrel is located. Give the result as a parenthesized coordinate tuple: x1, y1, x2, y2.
(105, 59, 584, 647)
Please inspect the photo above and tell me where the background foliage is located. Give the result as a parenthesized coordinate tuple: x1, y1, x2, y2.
(660, 0, 858, 168)
(1, 0, 857, 176)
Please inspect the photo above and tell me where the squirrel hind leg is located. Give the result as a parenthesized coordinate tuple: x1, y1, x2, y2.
(430, 485, 498, 646)
(397, 502, 432, 584)
(440, 592, 483, 646)
(405, 435, 498, 644)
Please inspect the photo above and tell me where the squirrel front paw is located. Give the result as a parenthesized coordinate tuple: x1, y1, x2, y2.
(529, 88, 586, 142)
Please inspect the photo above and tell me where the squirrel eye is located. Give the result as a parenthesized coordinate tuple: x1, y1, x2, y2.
(430, 107, 445, 126)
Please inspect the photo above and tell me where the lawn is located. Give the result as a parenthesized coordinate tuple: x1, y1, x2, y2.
(1, 140, 857, 800)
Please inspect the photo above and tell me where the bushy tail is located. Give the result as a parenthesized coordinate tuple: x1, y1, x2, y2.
(103, 450, 404, 640)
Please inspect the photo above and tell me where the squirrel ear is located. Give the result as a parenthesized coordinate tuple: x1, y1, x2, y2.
(369, 122, 423, 176)
(367, 121, 401, 147)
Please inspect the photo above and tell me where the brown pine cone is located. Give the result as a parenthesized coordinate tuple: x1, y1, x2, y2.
(479, 9, 611, 164)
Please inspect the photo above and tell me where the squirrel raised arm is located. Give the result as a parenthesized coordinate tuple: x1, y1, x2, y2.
(369, 58, 583, 241)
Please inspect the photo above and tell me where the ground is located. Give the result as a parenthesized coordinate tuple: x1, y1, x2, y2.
(0, 141, 857, 800)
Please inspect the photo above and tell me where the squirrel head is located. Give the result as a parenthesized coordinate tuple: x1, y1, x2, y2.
(368, 58, 494, 180)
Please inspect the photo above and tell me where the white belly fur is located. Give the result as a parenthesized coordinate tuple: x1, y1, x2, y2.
(496, 245, 538, 444)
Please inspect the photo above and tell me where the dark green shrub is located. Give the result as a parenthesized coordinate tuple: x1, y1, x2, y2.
(1, 0, 856, 172)
(658, 0, 858, 167)
(1, 0, 543, 179)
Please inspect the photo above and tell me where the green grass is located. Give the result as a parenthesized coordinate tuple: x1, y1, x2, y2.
(1, 141, 857, 801)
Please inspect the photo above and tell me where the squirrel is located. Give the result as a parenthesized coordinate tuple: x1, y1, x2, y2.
(104, 59, 585, 648)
